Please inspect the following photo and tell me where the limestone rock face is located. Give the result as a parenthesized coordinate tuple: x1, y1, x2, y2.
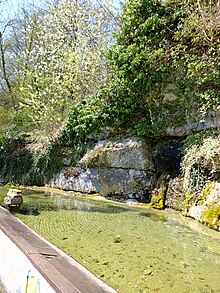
(50, 137, 154, 199)
(165, 110, 220, 137)
(157, 94, 220, 137)
(50, 167, 152, 199)
(98, 168, 152, 198)
(187, 206, 207, 221)
(50, 168, 101, 193)
(183, 182, 220, 231)
(80, 137, 154, 171)
(158, 101, 220, 137)
(158, 85, 220, 137)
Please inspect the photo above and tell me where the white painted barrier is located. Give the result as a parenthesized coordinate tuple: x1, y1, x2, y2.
(0, 229, 55, 293)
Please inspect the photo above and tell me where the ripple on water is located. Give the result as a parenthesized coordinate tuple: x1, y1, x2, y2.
(4, 190, 220, 293)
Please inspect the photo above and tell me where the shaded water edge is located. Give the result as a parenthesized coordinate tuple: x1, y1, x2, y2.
(0, 187, 220, 293)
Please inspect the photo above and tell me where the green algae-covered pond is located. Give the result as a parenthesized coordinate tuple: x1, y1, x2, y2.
(1, 187, 220, 293)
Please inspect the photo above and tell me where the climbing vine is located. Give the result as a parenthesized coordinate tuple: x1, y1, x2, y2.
(182, 132, 220, 193)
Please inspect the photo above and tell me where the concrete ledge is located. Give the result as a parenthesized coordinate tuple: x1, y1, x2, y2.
(0, 206, 116, 293)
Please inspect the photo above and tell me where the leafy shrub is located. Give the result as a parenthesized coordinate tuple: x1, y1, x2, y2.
(182, 134, 220, 192)
(105, 0, 220, 135)
(0, 134, 65, 185)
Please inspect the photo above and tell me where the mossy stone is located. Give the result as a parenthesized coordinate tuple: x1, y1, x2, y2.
(201, 203, 220, 231)
(150, 185, 166, 210)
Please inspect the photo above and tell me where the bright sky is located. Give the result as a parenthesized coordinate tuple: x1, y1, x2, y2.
(0, 0, 43, 22)
(0, 0, 121, 20)
(113, 0, 120, 8)
(0, 0, 122, 33)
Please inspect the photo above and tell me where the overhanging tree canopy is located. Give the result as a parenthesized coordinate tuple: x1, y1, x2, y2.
(0, 0, 118, 133)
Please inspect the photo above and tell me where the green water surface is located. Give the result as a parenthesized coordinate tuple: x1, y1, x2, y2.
(1, 187, 220, 293)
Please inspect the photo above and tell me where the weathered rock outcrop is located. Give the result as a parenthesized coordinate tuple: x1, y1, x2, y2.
(50, 137, 154, 199)
(165, 176, 184, 211)
(80, 138, 154, 171)
(50, 167, 152, 199)
(165, 109, 220, 137)
(49, 133, 220, 230)
(156, 85, 220, 137)
(178, 136, 220, 229)
(181, 181, 220, 230)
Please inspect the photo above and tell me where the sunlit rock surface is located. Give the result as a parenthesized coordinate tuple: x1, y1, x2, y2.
(80, 137, 154, 171)
(50, 167, 152, 199)
(50, 137, 154, 199)
(184, 182, 220, 231)
(165, 110, 220, 137)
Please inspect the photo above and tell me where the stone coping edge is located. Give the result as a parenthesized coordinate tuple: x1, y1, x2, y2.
(0, 206, 117, 293)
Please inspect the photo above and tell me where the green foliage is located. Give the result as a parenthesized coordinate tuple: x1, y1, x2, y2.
(61, 0, 220, 152)
(201, 202, 220, 230)
(0, 134, 65, 185)
(0, 133, 30, 183)
(0, 0, 117, 131)
(106, 0, 220, 135)
(61, 93, 104, 151)
(28, 141, 65, 185)
(1, 0, 220, 186)
(182, 133, 219, 193)
(181, 130, 218, 155)
(1, 0, 220, 141)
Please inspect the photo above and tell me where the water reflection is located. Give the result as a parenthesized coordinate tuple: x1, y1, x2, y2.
(139, 211, 165, 222)
(19, 207, 40, 216)
(18, 192, 132, 215)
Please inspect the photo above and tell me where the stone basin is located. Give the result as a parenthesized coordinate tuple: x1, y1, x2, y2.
(4, 189, 23, 207)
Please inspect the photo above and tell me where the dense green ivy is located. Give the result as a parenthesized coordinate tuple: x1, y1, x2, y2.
(0, 134, 64, 185)
(103, 0, 220, 135)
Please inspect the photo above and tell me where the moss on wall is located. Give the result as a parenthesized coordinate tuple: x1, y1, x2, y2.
(201, 202, 220, 230)
(150, 185, 167, 210)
